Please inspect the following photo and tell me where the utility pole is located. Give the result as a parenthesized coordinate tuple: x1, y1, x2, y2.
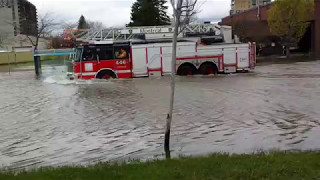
(165, 0, 183, 159)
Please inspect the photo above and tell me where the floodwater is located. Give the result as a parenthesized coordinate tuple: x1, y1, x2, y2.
(0, 60, 320, 170)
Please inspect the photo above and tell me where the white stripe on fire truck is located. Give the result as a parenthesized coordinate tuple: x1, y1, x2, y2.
(79, 70, 131, 77)
(115, 70, 131, 73)
(79, 72, 96, 76)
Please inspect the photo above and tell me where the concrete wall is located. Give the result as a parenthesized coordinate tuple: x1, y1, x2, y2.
(0, 52, 33, 65)
(0, 7, 15, 38)
(1, 34, 49, 51)
(12, 0, 20, 35)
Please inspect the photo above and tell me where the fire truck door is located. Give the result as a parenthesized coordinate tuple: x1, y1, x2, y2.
(81, 47, 100, 76)
(132, 46, 148, 76)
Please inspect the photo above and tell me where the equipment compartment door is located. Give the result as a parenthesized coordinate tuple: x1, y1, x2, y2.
(237, 46, 250, 68)
(132, 47, 148, 77)
(147, 47, 161, 72)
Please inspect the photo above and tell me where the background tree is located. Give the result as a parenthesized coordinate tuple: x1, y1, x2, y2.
(268, 0, 314, 57)
(164, 0, 198, 159)
(61, 21, 79, 48)
(61, 21, 77, 30)
(50, 36, 65, 49)
(87, 20, 106, 31)
(128, 0, 171, 26)
(77, 15, 89, 29)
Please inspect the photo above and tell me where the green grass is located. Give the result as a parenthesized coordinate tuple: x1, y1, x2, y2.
(1, 152, 320, 180)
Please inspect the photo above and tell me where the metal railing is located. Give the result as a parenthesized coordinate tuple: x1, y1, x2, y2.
(34, 48, 75, 56)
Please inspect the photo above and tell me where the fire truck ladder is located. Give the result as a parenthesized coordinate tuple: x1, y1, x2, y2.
(77, 24, 223, 41)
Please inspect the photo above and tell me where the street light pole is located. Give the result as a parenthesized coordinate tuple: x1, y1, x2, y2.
(256, 0, 260, 20)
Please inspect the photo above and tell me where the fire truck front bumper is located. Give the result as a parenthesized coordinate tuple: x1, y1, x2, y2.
(67, 72, 75, 80)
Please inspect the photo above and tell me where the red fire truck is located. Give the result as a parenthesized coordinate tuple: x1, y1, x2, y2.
(72, 25, 256, 79)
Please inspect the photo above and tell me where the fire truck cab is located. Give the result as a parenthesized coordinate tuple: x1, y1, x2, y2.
(74, 41, 132, 79)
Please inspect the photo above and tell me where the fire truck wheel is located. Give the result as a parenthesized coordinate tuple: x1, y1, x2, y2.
(96, 70, 117, 79)
(177, 64, 197, 76)
(199, 63, 218, 75)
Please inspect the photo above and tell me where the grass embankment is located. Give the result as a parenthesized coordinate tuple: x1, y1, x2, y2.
(1, 152, 319, 180)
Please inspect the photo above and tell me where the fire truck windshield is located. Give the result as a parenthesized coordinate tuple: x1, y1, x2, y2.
(74, 48, 83, 62)
(74, 46, 100, 62)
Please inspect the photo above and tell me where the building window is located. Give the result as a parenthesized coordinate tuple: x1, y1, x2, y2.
(0, 0, 12, 7)
(252, 0, 256, 6)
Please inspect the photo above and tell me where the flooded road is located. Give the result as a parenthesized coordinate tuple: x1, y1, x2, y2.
(0, 60, 320, 170)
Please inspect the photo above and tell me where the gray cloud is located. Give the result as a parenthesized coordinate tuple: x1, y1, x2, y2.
(28, 0, 230, 27)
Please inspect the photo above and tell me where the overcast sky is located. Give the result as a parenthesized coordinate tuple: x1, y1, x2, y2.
(28, 0, 231, 27)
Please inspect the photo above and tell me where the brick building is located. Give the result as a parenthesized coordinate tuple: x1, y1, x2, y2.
(222, 1, 319, 56)
(230, 0, 271, 15)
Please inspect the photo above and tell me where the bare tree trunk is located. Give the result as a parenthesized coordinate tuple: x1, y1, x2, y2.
(164, 1, 181, 159)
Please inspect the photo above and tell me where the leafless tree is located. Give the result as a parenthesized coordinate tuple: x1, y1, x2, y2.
(61, 21, 77, 30)
(60, 20, 105, 32)
(0, 35, 5, 48)
(87, 20, 106, 32)
(178, 0, 200, 32)
(164, 0, 198, 159)
(26, 13, 58, 50)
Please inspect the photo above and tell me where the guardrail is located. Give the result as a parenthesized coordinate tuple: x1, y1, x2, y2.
(33, 48, 75, 57)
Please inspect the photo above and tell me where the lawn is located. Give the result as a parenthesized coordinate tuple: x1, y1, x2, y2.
(1, 151, 319, 180)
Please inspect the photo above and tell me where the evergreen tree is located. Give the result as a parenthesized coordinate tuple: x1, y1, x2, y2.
(129, 0, 171, 26)
(157, 0, 171, 25)
(77, 15, 89, 29)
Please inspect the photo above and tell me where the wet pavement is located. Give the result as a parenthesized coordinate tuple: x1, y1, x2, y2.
(0, 60, 320, 170)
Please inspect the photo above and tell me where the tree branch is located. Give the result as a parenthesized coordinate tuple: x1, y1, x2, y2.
(26, 35, 36, 46)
